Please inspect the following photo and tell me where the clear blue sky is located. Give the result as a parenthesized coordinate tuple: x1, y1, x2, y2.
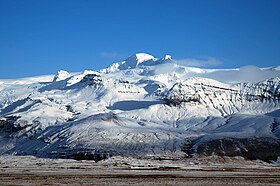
(0, 0, 280, 78)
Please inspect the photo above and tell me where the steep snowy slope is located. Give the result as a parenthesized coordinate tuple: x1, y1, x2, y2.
(0, 53, 280, 161)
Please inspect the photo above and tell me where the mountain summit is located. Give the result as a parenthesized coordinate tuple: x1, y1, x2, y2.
(125, 53, 156, 67)
(100, 53, 173, 73)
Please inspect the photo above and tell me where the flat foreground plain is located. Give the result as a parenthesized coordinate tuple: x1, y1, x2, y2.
(0, 155, 279, 186)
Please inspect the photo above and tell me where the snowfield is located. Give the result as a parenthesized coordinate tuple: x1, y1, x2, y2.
(0, 53, 280, 162)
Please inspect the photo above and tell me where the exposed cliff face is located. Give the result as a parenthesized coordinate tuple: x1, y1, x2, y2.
(165, 77, 280, 116)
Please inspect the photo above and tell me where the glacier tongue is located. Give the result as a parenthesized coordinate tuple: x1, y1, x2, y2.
(0, 53, 280, 161)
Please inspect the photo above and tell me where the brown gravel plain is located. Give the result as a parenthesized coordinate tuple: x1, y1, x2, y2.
(0, 155, 279, 186)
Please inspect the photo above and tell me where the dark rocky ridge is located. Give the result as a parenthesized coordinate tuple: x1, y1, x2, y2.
(182, 137, 280, 162)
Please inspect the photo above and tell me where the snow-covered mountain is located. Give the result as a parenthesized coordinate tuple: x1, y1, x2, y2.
(0, 53, 280, 162)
